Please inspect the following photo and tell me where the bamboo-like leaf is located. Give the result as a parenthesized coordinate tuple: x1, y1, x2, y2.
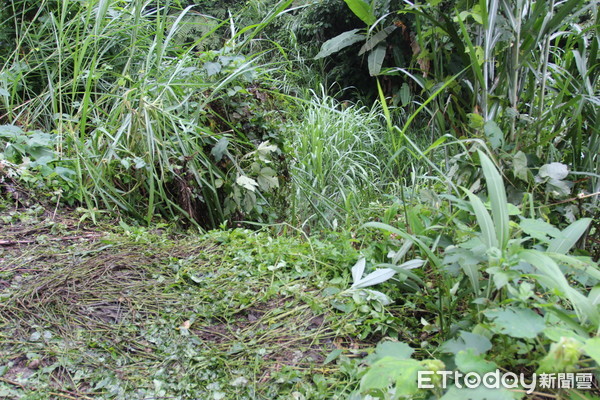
(547, 218, 592, 254)
(368, 44, 386, 76)
(359, 25, 397, 55)
(462, 261, 481, 296)
(456, 9, 484, 88)
(352, 268, 396, 288)
(397, 259, 425, 270)
(589, 286, 600, 306)
(93, 0, 110, 36)
(478, 150, 509, 249)
(377, 263, 425, 285)
(388, 240, 413, 264)
(362, 222, 442, 268)
(520, 250, 599, 326)
(463, 187, 498, 249)
(343, 0, 376, 26)
(351, 257, 366, 283)
(315, 29, 364, 59)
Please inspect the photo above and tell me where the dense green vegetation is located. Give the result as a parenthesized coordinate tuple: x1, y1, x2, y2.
(0, 0, 598, 398)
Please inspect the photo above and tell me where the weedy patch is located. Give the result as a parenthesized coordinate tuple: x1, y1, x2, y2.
(0, 208, 365, 399)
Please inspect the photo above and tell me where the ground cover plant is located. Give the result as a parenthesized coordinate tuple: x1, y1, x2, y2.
(0, 0, 599, 399)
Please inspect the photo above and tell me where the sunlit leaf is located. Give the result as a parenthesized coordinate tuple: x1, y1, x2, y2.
(343, 0, 376, 26)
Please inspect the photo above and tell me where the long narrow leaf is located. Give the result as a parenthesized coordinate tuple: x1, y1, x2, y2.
(359, 25, 397, 55)
(352, 268, 396, 288)
(367, 44, 386, 76)
(463, 187, 498, 249)
(520, 250, 599, 326)
(547, 218, 592, 254)
(478, 150, 509, 249)
(352, 257, 366, 284)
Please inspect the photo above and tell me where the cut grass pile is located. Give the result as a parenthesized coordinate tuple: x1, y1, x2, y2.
(0, 208, 365, 399)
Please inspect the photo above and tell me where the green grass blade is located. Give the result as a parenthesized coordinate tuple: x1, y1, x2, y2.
(462, 187, 498, 249)
(477, 150, 509, 249)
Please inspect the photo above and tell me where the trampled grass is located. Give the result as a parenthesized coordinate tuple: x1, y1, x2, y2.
(0, 208, 368, 399)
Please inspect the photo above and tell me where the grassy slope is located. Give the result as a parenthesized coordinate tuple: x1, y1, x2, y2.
(0, 204, 367, 399)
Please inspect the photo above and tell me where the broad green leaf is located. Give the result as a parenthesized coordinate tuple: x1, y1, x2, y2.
(547, 218, 591, 254)
(352, 268, 395, 288)
(373, 342, 414, 361)
(512, 151, 529, 182)
(343, 0, 376, 26)
(211, 137, 229, 162)
(546, 178, 572, 197)
(463, 187, 498, 250)
(256, 141, 277, 160)
(0, 125, 23, 138)
(351, 257, 366, 283)
(539, 162, 569, 180)
(455, 349, 497, 374)
(360, 358, 422, 396)
(583, 337, 600, 365)
(257, 167, 278, 191)
(466, 113, 484, 129)
(484, 307, 545, 339)
(54, 167, 76, 182)
(203, 61, 221, 76)
(470, 4, 484, 24)
(484, 121, 503, 150)
(440, 331, 492, 355)
(315, 29, 364, 59)
(399, 83, 410, 106)
(519, 218, 562, 242)
(394, 361, 424, 397)
(367, 44, 386, 76)
(359, 25, 397, 55)
(478, 150, 509, 249)
(543, 327, 588, 344)
(236, 175, 258, 192)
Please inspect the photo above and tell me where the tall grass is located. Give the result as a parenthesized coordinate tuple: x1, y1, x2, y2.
(0, 0, 293, 227)
(287, 91, 388, 230)
(396, 0, 598, 181)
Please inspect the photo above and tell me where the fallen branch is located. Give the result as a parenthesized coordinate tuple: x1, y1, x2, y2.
(0, 376, 26, 389)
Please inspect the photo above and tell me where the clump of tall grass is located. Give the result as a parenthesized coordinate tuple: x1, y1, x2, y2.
(286, 91, 388, 230)
(0, 0, 293, 228)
